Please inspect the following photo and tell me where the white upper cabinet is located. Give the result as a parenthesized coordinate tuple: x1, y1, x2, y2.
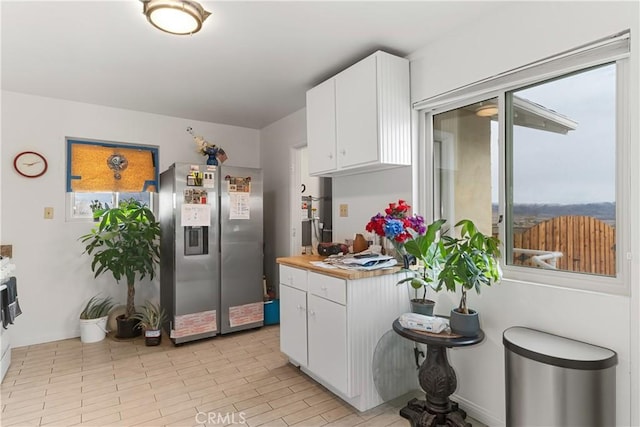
(306, 78, 337, 174)
(335, 54, 379, 169)
(306, 51, 411, 177)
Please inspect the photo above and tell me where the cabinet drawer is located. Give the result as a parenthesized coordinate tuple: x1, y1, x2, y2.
(308, 272, 346, 305)
(279, 265, 307, 291)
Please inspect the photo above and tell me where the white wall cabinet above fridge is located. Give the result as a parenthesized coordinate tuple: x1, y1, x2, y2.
(306, 51, 411, 177)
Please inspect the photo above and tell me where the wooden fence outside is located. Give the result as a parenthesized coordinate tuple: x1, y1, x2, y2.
(512, 215, 616, 276)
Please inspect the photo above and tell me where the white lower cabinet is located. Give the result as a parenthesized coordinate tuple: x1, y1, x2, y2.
(278, 262, 414, 412)
(279, 284, 308, 367)
(307, 293, 348, 395)
(0, 325, 10, 383)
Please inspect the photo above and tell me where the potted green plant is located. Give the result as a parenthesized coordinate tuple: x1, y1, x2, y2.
(132, 301, 166, 346)
(439, 219, 502, 336)
(366, 201, 449, 315)
(89, 200, 109, 222)
(80, 198, 161, 339)
(79, 295, 115, 343)
(396, 219, 447, 315)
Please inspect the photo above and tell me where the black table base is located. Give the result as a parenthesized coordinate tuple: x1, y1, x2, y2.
(400, 397, 470, 427)
(399, 345, 471, 427)
(392, 319, 484, 427)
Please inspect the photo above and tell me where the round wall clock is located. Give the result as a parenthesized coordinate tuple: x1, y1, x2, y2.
(13, 151, 48, 178)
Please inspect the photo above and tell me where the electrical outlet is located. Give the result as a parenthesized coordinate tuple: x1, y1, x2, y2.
(339, 204, 348, 217)
(44, 207, 54, 219)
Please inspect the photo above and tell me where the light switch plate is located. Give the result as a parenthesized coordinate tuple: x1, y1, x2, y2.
(44, 207, 54, 219)
(339, 204, 348, 217)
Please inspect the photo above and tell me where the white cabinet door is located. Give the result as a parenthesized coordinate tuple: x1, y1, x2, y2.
(335, 54, 378, 169)
(306, 78, 337, 175)
(307, 294, 348, 395)
(279, 284, 308, 366)
(306, 51, 409, 177)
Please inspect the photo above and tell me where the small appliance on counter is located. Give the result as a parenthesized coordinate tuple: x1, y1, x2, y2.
(317, 242, 349, 256)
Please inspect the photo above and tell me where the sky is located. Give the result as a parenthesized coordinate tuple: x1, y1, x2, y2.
(490, 63, 616, 204)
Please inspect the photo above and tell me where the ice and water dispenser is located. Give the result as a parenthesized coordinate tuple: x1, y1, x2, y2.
(184, 226, 207, 255)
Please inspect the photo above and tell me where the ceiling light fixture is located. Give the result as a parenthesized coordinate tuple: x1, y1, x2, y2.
(475, 104, 499, 117)
(141, 0, 211, 35)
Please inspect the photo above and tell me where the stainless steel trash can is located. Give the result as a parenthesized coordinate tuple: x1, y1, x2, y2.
(503, 327, 617, 427)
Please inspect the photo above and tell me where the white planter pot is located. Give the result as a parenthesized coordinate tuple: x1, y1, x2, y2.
(80, 315, 109, 343)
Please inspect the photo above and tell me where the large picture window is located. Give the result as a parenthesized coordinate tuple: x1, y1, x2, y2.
(506, 64, 616, 277)
(419, 32, 629, 293)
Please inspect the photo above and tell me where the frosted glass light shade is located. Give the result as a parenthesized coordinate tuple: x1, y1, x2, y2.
(142, 0, 211, 35)
(476, 105, 499, 117)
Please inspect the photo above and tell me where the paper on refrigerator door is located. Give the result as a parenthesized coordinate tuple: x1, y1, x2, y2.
(229, 193, 250, 219)
(202, 170, 215, 188)
(181, 203, 211, 226)
(229, 302, 263, 327)
(171, 310, 217, 338)
(227, 175, 251, 219)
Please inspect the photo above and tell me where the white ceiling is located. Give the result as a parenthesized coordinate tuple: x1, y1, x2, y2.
(1, 1, 501, 129)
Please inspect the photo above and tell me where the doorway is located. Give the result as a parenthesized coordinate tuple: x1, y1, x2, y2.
(290, 145, 332, 255)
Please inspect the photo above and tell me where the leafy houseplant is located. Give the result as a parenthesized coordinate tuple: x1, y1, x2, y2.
(132, 301, 166, 346)
(89, 200, 109, 222)
(439, 219, 502, 336)
(366, 200, 443, 315)
(79, 295, 115, 319)
(397, 219, 447, 314)
(80, 199, 161, 338)
(79, 295, 115, 343)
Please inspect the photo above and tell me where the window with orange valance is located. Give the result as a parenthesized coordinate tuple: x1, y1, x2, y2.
(66, 138, 158, 193)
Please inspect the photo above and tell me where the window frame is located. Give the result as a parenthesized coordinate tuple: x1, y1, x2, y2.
(65, 191, 157, 222)
(415, 37, 630, 296)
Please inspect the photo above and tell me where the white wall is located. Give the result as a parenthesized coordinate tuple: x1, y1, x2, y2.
(409, 2, 639, 426)
(259, 108, 307, 292)
(332, 167, 412, 244)
(1, 91, 260, 347)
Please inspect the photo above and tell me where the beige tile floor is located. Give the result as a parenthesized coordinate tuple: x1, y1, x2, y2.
(1, 326, 485, 427)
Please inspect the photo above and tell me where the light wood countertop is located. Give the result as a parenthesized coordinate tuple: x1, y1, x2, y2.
(276, 255, 403, 280)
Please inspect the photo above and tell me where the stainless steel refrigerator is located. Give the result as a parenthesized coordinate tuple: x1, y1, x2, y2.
(159, 162, 264, 344)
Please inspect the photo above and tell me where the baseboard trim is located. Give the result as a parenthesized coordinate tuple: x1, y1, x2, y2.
(451, 393, 505, 427)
